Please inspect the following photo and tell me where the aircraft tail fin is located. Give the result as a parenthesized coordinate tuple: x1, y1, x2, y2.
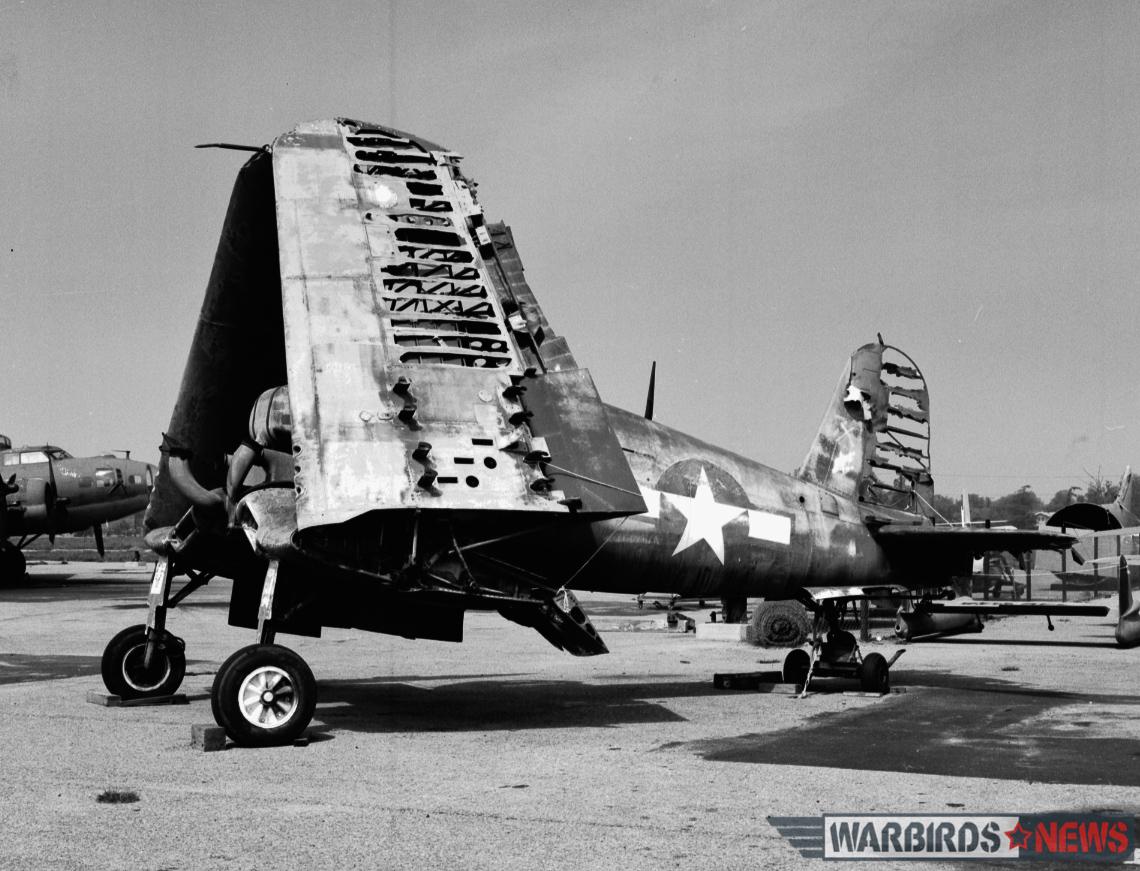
(796, 343, 886, 499)
(797, 340, 933, 511)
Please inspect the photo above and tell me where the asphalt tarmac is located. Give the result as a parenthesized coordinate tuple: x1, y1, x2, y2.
(1, 562, 1138, 870)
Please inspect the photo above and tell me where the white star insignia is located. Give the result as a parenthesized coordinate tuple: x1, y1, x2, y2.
(667, 468, 746, 563)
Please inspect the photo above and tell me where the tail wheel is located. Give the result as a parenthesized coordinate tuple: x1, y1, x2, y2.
(748, 600, 811, 647)
(212, 644, 317, 747)
(101, 624, 186, 699)
(781, 648, 811, 685)
(859, 652, 890, 694)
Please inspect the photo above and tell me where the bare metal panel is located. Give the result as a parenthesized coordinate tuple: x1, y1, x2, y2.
(273, 119, 582, 529)
(523, 370, 646, 515)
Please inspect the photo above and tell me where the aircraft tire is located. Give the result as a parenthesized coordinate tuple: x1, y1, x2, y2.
(859, 652, 890, 694)
(101, 624, 186, 700)
(781, 648, 810, 685)
(747, 600, 810, 647)
(211, 644, 317, 747)
(0, 546, 26, 584)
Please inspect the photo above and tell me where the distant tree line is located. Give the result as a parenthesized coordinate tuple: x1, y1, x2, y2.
(929, 474, 1125, 530)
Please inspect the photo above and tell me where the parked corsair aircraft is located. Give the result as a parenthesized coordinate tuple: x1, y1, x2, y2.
(0, 435, 155, 582)
(103, 119, 1101, 746)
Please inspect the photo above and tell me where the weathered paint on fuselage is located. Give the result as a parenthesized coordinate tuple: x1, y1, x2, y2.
(0, 447, 155, 537)
(560, 406, 909, 598)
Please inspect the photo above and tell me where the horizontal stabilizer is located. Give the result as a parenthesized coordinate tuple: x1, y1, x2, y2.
(873, 525, 1077, 554)
(923, 600, 1109, 617)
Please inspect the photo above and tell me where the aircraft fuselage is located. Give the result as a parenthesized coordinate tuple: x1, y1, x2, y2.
(1, 447, 155, 539)
(503, 405, 907, 601)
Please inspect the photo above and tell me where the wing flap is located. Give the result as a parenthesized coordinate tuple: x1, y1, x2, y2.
(521, 369, 646, 515)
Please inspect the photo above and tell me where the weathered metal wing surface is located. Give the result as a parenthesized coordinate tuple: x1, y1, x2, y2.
(272, 119, 643, 529)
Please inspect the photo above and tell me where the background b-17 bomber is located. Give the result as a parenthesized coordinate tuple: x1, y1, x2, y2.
(0, 435, 155, 581)
(103, 118, 1111, 747)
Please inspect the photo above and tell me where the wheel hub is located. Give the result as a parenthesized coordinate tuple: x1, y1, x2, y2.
(238, 666, 298, 728)
(122, 642, 172, 693)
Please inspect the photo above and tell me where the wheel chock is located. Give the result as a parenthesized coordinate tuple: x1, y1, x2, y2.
(712, 673, 798, 693)
(713, 671, 766, 689)
(86, 691, 122, 707)
(86, 691, 189, 707)
(191, 724, 227, 752)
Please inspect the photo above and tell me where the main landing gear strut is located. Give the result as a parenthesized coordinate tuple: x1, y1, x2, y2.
(101, 555, 195, 700)
(209, 559, 316, 746)
(780, 601, 904, 697)
(101, 517, 315, 747)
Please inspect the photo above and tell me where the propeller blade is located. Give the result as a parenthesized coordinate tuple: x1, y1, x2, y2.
(45, 457, 58, 539)
(643, 361, 656, 421)
(1070, 546, 1086, 566)
(195, 142, 265, 153)
(93, 523, 104, 558)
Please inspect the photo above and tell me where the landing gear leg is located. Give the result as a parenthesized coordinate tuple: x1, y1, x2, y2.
(721, 596, 747, 624)
(100, 513, 214, 700)
(101, 556, 187, 699)
(144, 556, 175, 670)
(255, 559, 279, 646)
(212, 560, 317, 746)
(795, 608, 832, 697)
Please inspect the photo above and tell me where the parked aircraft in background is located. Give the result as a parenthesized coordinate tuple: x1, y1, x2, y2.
(102, 119, 1102, 746)
(0, 435, 155, 582)
(893, 486, 1124, 641)
(1047, 467, 1137, 531)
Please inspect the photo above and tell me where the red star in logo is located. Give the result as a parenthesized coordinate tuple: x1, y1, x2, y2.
(1005, 821, 1033, 850)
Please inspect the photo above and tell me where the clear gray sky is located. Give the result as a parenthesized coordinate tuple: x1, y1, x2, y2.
(1, 1, 1137, 499)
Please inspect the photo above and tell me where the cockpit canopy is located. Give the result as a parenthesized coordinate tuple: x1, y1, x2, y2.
(0, 446, 73, 465)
